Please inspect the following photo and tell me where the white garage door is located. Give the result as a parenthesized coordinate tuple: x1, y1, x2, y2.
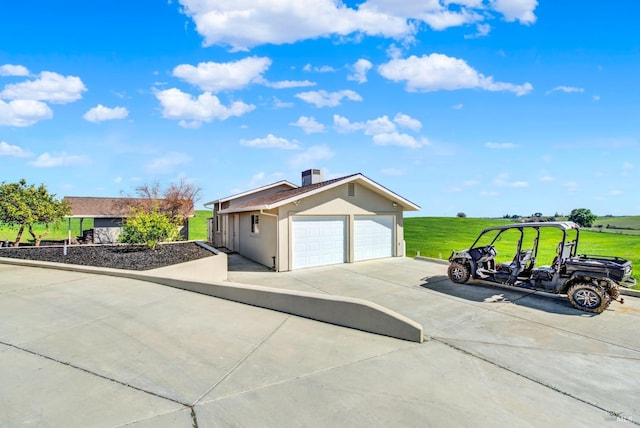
(354, 215, 394, 261)
(292, 216, 346, 269)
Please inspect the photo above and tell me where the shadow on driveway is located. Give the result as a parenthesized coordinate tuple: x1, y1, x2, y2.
(419, 275, 600, 317)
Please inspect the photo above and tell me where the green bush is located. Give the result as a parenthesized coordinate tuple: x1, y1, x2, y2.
(119, 207, 180, 250)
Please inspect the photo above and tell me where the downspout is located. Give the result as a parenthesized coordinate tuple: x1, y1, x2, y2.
(260, 209, 279, 271)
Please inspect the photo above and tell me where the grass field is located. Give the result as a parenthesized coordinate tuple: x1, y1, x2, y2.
(0, 210, 212, 244)
(2, 212, 637, 288)
(405, 217, 640, 288)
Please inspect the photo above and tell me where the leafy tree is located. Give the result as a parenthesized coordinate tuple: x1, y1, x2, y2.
(568, 208, 597, 227)
(456, 212, 467, 218)
(118, 205, 180, 250)
(0, 179, 70, 246)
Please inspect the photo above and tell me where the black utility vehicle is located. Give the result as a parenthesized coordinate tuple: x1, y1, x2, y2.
(447, 221, 635, 313)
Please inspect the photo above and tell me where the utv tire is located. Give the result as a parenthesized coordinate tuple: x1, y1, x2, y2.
(567, 282, 609, 314)
(448, 262, 471, 284)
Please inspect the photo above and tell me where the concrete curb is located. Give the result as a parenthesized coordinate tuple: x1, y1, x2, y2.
(0, 256, 424, 343)
(414, 256, 449, 265)
(620, 288, 640, 298)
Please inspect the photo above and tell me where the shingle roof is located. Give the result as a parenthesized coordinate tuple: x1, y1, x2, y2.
(217, 173, 420, 213)
(227, 174, 359, 211)
(63, 196, 195, 218)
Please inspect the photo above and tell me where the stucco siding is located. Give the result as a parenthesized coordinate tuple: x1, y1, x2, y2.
(276, 183, 404, 271)
(237, 211, 278, 269)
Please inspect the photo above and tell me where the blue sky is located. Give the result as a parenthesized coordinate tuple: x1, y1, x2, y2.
(1, 0, 638, 217)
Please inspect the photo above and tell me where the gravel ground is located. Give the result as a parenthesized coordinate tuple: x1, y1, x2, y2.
(0, 241, 214, 271)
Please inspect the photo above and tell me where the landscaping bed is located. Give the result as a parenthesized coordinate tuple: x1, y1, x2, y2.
(0, 241, 214, 271)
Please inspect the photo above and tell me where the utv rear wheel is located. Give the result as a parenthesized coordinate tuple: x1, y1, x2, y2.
(448, 262, 470, 284)
(567, 283, 609, 314)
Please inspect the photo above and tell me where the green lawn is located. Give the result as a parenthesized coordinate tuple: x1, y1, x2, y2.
(2, 212, 637, 289)
(405, 217, 640, 288)
(0, 210, 212, 244)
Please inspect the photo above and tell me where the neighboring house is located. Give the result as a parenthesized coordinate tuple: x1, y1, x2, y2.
(204, 169, 420, 271)
(63, 196, 194, 244)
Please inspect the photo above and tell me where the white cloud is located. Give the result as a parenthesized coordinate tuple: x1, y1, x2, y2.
(29, 152, 90, 168)
(172, 57, 272, 92)
(393, 113, 422, 131)
(363, 115, 396, 135)
(272, 97, 294, 109)
(0, 99, 53, 127)
(290, 116, 325, 134)
(289, 145, 335, 169)
(179, 0, 411, 51)
(0, 64, 30, 76)
(145, 152, 191, 173)
(0, 141, 31, 157)
(347, 59, 373, 83)
(378, 53, 533, 95)
(452, 103, 464, 110)
(240, 134, 299, 149)
(155, 88, 255, 128)
(539, 175, 555, 182)
(1, 71, 86, 104)
(485, 142, 516, 149)
(373, 132, 423, 148)
(465, 23, 491, 39)
(334, 114, 365, 133)
(610, 189, 623, 196)
(178, 0, 538, 51)
(546, 85, 584, 95)
(83, 104, 129, 123)
(334, 113, 426, 148)
(492, 0, 538, 24)
(295, 89, 362, 107)
(264, 79, 316, 89)
(304, 64, 337, 73)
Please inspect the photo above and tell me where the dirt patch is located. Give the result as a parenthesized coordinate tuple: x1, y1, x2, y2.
(0, 241, 214, 271)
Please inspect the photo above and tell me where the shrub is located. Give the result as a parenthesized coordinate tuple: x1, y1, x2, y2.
(119, 207, 180, 250)
(456, 212, 467, 218)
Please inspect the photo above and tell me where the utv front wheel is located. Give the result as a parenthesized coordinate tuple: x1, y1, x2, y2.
(567, 283, 609, 314)
(448, 262, 470, 284)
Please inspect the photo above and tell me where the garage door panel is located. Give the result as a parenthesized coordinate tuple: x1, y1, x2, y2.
(354, 215, 393, 261)
(292, 216, 346, 269)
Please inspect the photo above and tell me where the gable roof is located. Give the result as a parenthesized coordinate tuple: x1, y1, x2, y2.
(203, 180, 297, 207)
(63, 196, 195, 218)
(217, 173, 420, 214)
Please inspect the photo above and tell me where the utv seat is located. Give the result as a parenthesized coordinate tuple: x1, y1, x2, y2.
(498, 249, 533, 277)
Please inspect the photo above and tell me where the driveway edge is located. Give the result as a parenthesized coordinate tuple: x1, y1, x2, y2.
(0, 257, 424, 343)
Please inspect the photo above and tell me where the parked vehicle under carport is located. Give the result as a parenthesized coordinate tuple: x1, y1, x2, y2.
(447, 221, 635, 314)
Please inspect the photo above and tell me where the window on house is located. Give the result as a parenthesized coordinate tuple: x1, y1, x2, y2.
(215, 215, 221, 232)
(251, 214, 260, 234)
(348, 183, 356, 197)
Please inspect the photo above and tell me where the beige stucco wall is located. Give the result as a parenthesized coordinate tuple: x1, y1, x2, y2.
(275, 182, 405, 271)
(211, 181, 408, 271)
(236, 211, 278, 269)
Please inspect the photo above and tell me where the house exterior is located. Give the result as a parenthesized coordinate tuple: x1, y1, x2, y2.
(63, 196, 194, 244)
(204, 170, 420, 271)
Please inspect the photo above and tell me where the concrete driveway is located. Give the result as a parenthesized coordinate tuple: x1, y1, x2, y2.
(1, 256, 639, 427)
